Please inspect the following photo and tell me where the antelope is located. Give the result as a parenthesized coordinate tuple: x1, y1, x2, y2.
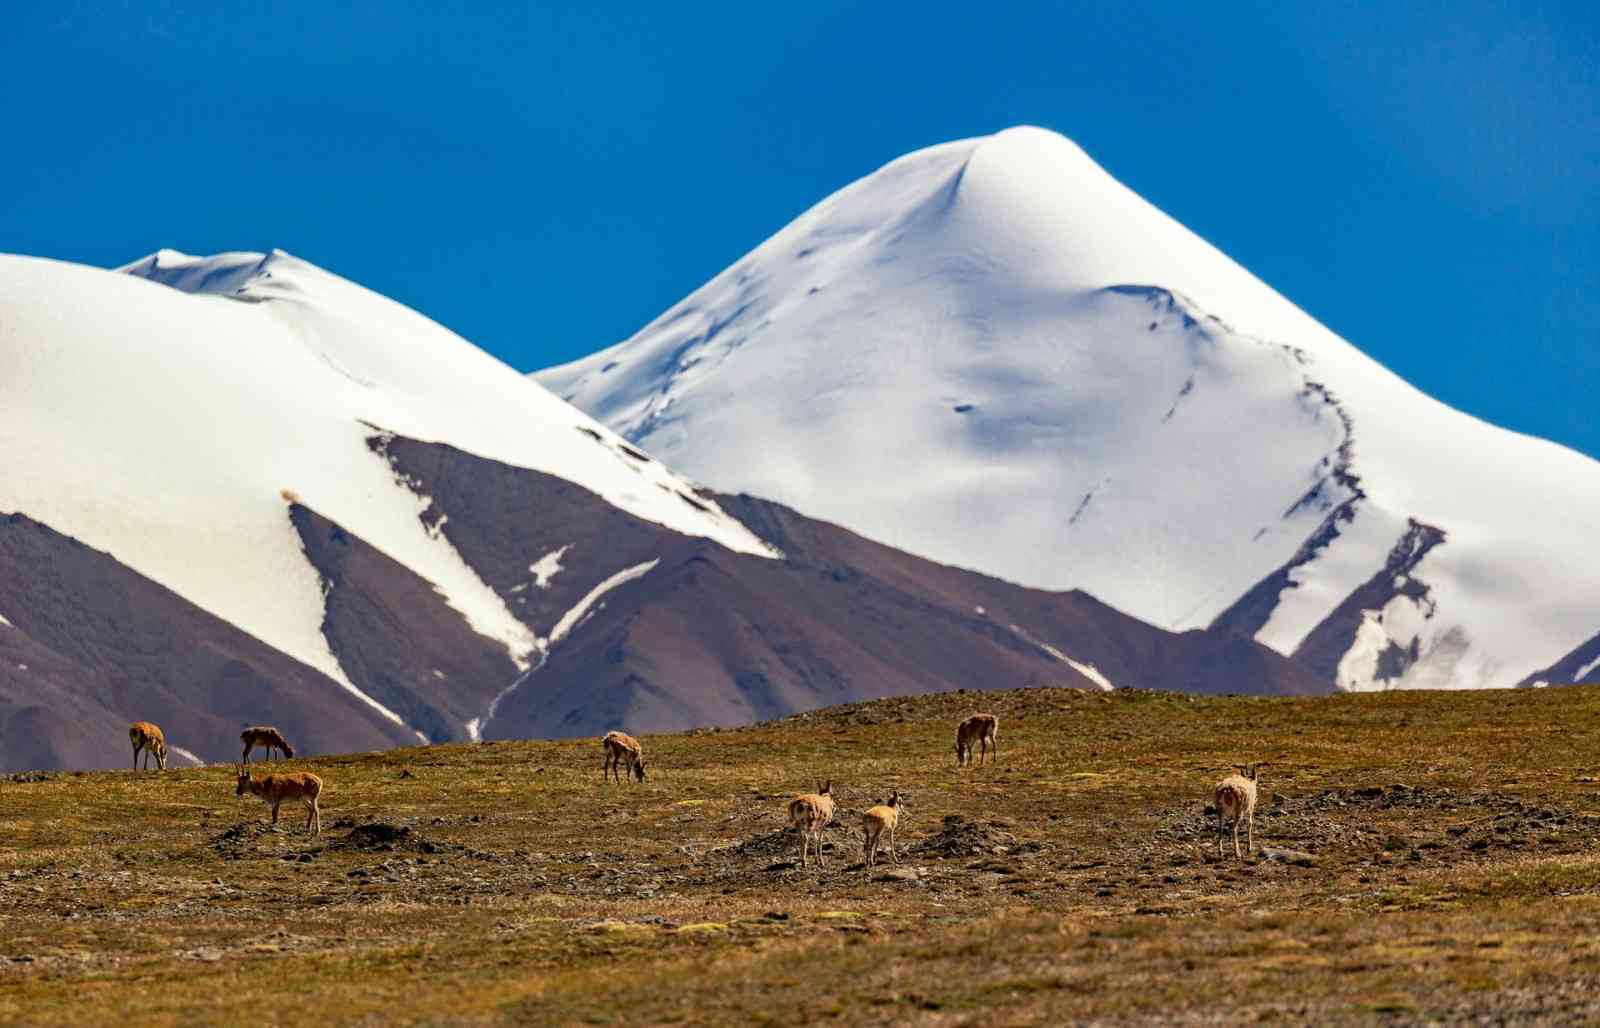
(601, 730, 646, 784)
(129, 721, 167, 771)
(789, 780, 836, 868)
(1214, 763, 1263, 860)
(235, 764, 323, 835)
(862, 791, 901, 869)
(955, 713, 999, 767)
(240, 726, 294, 764)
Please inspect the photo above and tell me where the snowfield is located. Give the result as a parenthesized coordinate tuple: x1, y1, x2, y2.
(0, 250, 774, 738)
(537, 126, 1600, 691)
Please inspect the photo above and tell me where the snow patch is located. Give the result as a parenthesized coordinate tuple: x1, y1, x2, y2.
(0, 612, 11, 627)
(169, 744, 205, 768)
(1334, 611, 1390, 692)
(475, 559, 660, 739)
(546, 559, 660, 649)
(1007, 623, 1114, 691)
(1065, 659, 1115, 693)
(529, 545, 570, 590)
(1577, 655, 1600, 683)
(464, 718, 481, 743)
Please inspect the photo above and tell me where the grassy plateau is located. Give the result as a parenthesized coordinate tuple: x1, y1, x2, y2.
(4, 685, 1600, 1025)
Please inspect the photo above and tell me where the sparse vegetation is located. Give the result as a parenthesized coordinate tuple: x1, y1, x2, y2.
(6, 686, 1600, 1024)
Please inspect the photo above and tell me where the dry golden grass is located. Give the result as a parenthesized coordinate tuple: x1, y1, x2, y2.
(5, 685, 1600, 1025)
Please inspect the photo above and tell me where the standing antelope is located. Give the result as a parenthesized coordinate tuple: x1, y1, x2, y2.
(789, 780, 836, 868)
(129, 721, 167, 771)
(240, 726, 294, 764)
(601, 730, 646, 784)
(862, 791, 901, 869)
(955, 713, 999, 767)
(235, 764, 323, 835)
(1214, 763, 1262, 860)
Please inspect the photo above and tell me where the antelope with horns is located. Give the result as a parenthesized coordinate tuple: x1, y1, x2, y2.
(240, 726, 294, 764)
(235, 764, 323, 835)
(129, 721, 167, 771)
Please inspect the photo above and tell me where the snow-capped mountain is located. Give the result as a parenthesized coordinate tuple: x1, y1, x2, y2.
(0, 249, 766, 764)
(7, 250, 774, 685)
(1, 246, 1321, 770)
(537, 126, 1600, 692)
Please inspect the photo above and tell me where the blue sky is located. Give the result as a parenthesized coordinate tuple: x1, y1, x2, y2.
(6, 1, 1597, 459)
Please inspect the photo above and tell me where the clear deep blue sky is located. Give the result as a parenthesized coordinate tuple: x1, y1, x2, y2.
(7, 2, 1597, 459)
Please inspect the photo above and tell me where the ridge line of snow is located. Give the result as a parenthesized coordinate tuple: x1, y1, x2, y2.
(168, 744, 205, 768)
(546, 558, 660, 649)
(476, 558, 661, 740)
(365, 432, 540, 671)
(1007, 623, 1114, 692)
(117, 249, 779, 561)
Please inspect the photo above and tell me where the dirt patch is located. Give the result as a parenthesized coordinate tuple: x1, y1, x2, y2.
(208, 821, 290, 859)
(330, 821, 442, 853)
(913, 815, 1039, 859)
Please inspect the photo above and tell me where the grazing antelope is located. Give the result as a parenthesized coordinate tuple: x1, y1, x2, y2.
(1214, 763, 1263, 860)
(235, 764, 323, 835)
(601, 730, 646, 784)
(129, 721, 167, 771)
(240, 726, 294, 764)
(789, 780, 836, 868)
(862, 791, 901, 869)
(955, 713, 999, 767)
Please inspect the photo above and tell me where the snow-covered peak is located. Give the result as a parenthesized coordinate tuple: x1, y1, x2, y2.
(110, 247, 771, 557)
(537, 125, 1600, 692)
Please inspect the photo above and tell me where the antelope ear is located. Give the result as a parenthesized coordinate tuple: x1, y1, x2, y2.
(1234, 764, 1249, 775)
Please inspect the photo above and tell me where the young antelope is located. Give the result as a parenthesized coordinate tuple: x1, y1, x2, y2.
(129, 721, 167, 771)
(954, 713, 999, 767)
(862, 791, 902, 869)
(235, 764, 323, 835)
(240, 726, 294, 764)
(601, 730, 646, 784)
(1214, 763, 1262, 859)
(788, 780, 836, 868)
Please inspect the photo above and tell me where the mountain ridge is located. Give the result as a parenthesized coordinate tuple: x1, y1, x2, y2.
(0, 245, 1325, 769)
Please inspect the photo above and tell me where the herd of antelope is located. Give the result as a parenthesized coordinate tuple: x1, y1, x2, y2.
(128, 722, 324, 835)
(125, 709, 1265, 864)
